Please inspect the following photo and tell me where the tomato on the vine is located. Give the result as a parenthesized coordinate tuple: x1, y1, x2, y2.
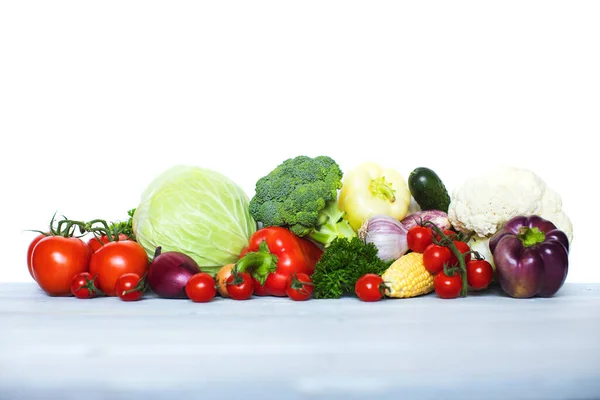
(423, 244, 452, 275)
(71, 272, 103, 299)
(466, 259, 494, 290)
(115, 273, 145, 301)
(435, 229, 456, 241)
(449, 241, 471, 266)
(285, 273, 314, 301)
(226, 271, 254, 300)
(355, 273, 387, 302)
(407, 226, 434, 253)
(87, 234, 129, 253)
(186, 273, 217, 302)
(26, 233, 48, 280)
(434, 271, 463, 299)
(31, 236, 92, 296)
(89, 241, 148, 296)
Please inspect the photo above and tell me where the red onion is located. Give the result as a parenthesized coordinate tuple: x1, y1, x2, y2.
(359, 215, 409, 261)
(147, 247, 201, 298)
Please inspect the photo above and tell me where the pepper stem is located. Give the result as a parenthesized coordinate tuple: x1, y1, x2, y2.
(369, 176, 396, 203)
(235, 241, 279, 285)
(517, 227, 546, 247)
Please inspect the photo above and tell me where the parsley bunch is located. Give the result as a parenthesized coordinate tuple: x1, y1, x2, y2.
(312, 236, 391, 299)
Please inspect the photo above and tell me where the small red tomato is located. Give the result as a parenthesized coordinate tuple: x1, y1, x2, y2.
(423, 244, 452, 275)
(87, 234, 130, 253)
(114, 273, 145, 302)
(448, 241, 471, 266)
(70, 272, 103, 299)
(434, 271, 463, 299)
(226, 271, 254, 300)
(435, 229, 456, 242)
(466, 259, 494, 290)
(285, 273, 314, 301)
(186, 273, 217, 303)
(407, 226, 434, 253)
(355, 274, 387, 302)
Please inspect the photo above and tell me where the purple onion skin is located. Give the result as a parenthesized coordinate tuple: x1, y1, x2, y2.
(489, 215, 569, 298)
(147, 251, 201, 298)
(401, 210, 451, 231)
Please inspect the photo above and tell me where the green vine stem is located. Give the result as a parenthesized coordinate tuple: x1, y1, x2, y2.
(423, 221, 469, 297)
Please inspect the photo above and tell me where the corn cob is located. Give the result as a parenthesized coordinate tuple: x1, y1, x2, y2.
(382, 252, 434, 298)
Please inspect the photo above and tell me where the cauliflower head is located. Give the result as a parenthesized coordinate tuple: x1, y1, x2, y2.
(448, 167, 573, 242)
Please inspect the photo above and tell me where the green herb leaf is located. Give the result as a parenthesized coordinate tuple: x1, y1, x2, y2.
(312, 237, 392, 299)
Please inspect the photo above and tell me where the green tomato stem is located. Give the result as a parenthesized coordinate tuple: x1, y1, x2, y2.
(424, 222, 469, 297)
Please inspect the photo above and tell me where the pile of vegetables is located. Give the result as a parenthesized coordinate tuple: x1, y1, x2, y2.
(25, 157, 573, 303)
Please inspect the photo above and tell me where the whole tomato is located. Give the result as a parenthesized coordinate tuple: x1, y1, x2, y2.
(87, 234, 129, 253)
(186, 273, 217, 303)
(355, 273, 387, 302)
(285, 273, 314, 301)
(31, 236, 92, 296)
(71, 272, 103, 299)
(407, 226, 433, 253)
(226, 271, 254, 300)
(27, 233, 48, 280)
(434, 271, 463, 299)
(466, 259, 494, 290)
(115, 273, 146, 302)
(423, 244, 452, 275)
(89, 241, 148, 296)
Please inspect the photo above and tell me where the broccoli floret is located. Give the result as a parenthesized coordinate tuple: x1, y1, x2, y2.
(249, 155, 356, 247)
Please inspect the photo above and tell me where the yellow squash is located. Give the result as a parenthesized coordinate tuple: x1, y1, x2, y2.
(338, 162, 411, 231)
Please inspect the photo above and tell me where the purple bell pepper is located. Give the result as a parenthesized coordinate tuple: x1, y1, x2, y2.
(489, 215, 569, 298)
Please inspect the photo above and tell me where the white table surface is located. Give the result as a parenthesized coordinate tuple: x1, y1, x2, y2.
(1, 282, 599, 400)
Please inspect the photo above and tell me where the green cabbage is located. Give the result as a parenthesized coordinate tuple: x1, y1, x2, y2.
(133, 165, 257, 275)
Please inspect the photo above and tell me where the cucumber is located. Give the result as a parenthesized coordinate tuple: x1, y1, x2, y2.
(408, 167, 451, 212)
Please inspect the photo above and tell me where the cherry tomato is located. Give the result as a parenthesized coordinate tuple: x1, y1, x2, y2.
(285, 273, 314, 301)
(87, 234, 129, 253)
(466, 259, 494, 290)
(31, 236, 92, 296)
(448, 241, 471, 266)
(435, 229, 457, 241)
(355, 273, 387, 302)
(89, 241, 148, 296)
(115, 273, 145, 302)
(26, 233, 48, 280)
(407, 226, 434, 253)
(186, 273, 217, 302)
(434, 271, 463, 299)
(70, 272, 103, 299)
(226, 271, 254, 300)
(423, 244, 452, 275)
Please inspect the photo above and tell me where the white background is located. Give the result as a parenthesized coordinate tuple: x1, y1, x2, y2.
(1, 1, 598, 283)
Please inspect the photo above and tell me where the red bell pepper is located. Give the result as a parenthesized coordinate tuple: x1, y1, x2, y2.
(235, 227, 323, 297)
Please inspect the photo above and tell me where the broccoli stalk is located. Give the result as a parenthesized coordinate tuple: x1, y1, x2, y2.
(248, 155, 356, 247)
(308, 200, 356, 247)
